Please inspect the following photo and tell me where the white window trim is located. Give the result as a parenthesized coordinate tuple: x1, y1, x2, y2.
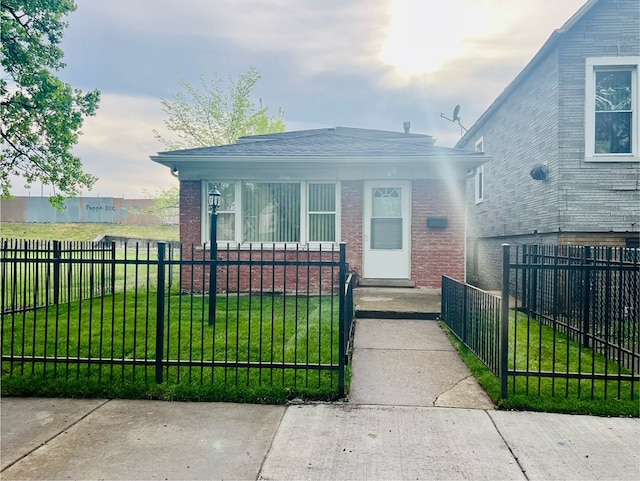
(201, 181, 239, 248)
(306, 182, 341, 247)
(474, 166, 484, 204)
(474, 137, 484, 204)
(584, 56, 640, 162)
(200, 180, 341, 249)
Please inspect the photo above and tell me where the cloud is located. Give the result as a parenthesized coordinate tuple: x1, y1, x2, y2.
(41, 0, 590, 199)
(73, 93, 177, 197)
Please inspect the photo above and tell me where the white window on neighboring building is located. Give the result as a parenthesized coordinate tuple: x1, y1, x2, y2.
(475, 137, 484, 204)
(585, 57, 639, 162)
(203, 181, 339, 245)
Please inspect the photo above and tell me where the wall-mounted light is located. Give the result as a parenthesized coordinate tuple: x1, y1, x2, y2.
(530, 163, 548, 181)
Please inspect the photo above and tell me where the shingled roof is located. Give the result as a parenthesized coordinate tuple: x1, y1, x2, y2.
(154, 126, 478, 159)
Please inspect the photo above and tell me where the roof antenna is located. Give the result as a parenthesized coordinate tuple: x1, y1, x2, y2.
(440, 104, 467, 136)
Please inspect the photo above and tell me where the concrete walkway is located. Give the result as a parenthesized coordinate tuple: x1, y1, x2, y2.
(348, 318, 494, 409)
(2, 288, 639, 480)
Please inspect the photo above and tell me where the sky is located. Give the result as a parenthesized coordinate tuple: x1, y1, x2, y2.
(15, 0, 588, 198)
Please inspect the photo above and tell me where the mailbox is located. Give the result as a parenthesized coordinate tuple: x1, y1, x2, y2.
(426, 217, 448, 229)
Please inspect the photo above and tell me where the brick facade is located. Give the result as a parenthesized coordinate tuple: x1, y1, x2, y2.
(411, 180, 465, 287)
(180, 180, 202, 258)
(179, 179, 467, 291)
(340, 181, 363, 280)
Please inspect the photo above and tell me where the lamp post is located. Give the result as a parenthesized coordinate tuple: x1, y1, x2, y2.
(208, 186, 221, 326)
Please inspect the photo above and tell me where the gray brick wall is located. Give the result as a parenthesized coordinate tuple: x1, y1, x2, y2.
(461, 0, 640, 287)
(557, 0, 640, 233)
(460, 49, 561, 239)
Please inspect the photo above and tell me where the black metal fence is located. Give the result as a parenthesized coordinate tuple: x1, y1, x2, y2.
(1, 239, 114, 313)
(1, 240, 354, 399)
(442, 244, 639, 402)
(441, 276, 501, 376)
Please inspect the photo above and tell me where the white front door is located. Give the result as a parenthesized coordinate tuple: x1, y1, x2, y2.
(363, 181, 411, 279)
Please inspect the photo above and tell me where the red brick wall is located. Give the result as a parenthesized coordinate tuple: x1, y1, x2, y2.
(178, 178, 466, 291)
(180, 246, 342, 294)
(411, 180, 465, 288)
(340, 181, 363, 279)
(180, 180, 202, 260)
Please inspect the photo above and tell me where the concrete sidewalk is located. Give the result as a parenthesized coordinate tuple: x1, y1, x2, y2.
(2, 397, 639, 480)
(2, 288, 639, 480)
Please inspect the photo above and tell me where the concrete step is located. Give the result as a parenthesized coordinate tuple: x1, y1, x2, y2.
(356, 309, 438, 320)
(354, 287, 441, 320)
(358, 279, 416, 288)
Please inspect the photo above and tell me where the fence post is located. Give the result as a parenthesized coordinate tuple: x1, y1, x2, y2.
(462, 279, 468, 344)
(110, 242, 116, 296)
(500, 243, 510, 399)
(338, 243, 347, 399)
(582, 247, 591, 347)
(155, 242, 166, 384)
(53, 240, 61, 305)
(530, 244, 538, 314)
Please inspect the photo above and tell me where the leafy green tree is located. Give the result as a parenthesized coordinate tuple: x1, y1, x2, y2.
(133, 186, 179, 225)
(1, 0, 100, 208)
(154, 66, 285, 150)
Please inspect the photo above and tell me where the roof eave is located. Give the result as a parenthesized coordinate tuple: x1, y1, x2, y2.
(150, 153, 487, 168)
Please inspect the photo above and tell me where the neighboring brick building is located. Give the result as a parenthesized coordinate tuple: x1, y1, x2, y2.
(151, 127, 485, 291)
(457, 0, 640, 290)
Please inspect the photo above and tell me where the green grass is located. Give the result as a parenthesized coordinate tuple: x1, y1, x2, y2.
(0, 222, 179, 242)
(1, 239, 181, 313)
(2, 292, 344, 403)
(441, 313, 640, 417)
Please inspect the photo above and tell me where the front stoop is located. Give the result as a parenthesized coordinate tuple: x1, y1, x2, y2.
(353, 287, 441, 320)
(358, 278, 416, 288)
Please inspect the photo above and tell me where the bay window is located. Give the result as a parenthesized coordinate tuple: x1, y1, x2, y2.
(204, 181, 339, 245)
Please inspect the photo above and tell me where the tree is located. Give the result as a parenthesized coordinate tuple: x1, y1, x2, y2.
(1, 1, 100, 208)
(153, 66, 285, 150)
(132, 186, 179, 225)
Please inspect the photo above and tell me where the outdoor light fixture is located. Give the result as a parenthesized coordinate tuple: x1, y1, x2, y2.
(530, 163, 548, 181)
(208, 185, 221, 325)
(208, 186, 221, 213)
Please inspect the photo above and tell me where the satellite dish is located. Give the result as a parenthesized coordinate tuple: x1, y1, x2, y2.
(453, 105, 461, 122)
(440, 104, 467, 135)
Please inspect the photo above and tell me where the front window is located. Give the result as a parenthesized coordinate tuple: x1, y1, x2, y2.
(308, 183, 336, 242)
(207, 182, 236, 241)
(204, 181, 339, 245)
(594, 70, 632, 154)
(585, 57, 639, 161)
(243, 182, 300, 242)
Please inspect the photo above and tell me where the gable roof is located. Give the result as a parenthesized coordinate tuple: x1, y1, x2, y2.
(455, 0, 599, 147)
(153, 126, 478, 159)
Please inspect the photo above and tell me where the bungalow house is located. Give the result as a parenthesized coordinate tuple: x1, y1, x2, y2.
(151, 126, 485, 291)
(456, 0, 640, 290)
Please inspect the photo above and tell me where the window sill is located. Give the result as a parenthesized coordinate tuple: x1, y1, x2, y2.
(196, 242, 341, 252)
(584, 154, 640, 163)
